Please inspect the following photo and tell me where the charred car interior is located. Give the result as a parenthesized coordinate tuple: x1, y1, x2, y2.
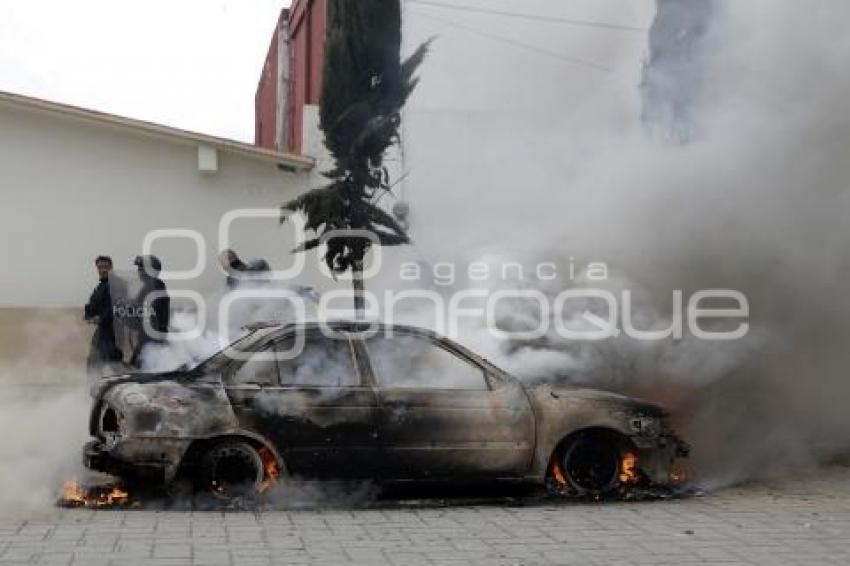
(84, 322, 689, 502)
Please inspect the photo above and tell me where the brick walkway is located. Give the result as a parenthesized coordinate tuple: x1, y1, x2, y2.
(1, 468, 849, 565)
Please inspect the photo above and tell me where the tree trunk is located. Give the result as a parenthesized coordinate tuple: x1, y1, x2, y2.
(352, 261, 366, 320)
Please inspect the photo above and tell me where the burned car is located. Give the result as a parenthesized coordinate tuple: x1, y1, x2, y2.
(84, 322, 688, 501)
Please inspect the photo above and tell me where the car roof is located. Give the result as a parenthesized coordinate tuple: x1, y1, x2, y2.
(245, 320, 497, 366)
(244, 320, 441, 339)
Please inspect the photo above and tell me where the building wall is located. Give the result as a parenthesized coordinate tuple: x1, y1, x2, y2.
(255, 9, 289, 150)
(0, 101, 339, 365)
(254, 0, 328, 155)
(0, 308, 88, 370)
(286, 0, 328, 155)
(276, 15, 292, 153)
(255, 25, 280, 149)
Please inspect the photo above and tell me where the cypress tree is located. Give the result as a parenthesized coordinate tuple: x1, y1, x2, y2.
(282, 0, 429, 316)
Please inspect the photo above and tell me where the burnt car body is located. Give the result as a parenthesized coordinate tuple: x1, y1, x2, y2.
(84, 322, 688, 500)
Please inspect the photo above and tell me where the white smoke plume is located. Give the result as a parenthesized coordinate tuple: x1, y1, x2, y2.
(0, 319, 91, 516)
(138, 280, 318, 373)
(393, 0, 850, 485)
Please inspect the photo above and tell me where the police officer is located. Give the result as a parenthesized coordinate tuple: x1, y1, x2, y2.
(130, 255, 170, 367)
(84, 256, 122, 374)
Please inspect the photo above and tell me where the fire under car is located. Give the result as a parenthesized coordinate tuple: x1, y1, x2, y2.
(84, 322, 689, 501)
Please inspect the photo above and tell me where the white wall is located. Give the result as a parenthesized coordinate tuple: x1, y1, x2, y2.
(0, 103, 335, 308)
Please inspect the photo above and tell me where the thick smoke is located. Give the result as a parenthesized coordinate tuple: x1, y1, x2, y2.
(0, 380, 89, 515)
(395, 0, 850, 485)
(0, 320, 91, 516)
(138, 279, 318, 373)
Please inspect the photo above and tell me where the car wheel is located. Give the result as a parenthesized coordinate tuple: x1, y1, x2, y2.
(559, 434, 623, 495)
(199, 441, 264, 503)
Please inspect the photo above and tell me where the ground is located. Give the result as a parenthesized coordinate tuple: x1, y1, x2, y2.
(2, 468, 849, 566)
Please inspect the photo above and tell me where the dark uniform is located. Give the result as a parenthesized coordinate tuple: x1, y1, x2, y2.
(142, 274, 171, 335)
(84, 278, 122, 373)
(129, 256, 170, 368)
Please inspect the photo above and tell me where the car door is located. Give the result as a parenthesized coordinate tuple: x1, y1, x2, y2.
(360, 331, 534, 480)
(224, 331, 379, 479)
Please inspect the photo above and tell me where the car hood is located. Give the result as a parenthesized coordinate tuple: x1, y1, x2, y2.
(527, 383, 667, 417)
(89, 368, 200, 400)
(94, 374, 236, 439)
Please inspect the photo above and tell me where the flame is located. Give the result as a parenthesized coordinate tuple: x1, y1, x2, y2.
(258, 447, 280, 494)
(58, 479, 129, 508)
(550, 459, 567, 488)
(669, 461, 692, 484)
(59, 480, 86, 505)
(619, 453, 640, 485)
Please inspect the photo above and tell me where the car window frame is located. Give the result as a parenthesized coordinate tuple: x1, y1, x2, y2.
(195, 327, 279, 375)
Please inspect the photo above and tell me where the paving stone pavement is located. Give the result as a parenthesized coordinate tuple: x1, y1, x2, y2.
(1, 468, 849, 566)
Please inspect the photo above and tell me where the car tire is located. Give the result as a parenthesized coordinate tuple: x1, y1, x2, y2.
(198, 441, 265, 503)
(558, 433, 623, 495)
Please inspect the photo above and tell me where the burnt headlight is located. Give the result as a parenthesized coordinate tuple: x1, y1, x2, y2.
(131, 408, 162, 433)
(630, 415, 662, 437)
(101, 407, 120, 434)
(99, 405, 125, 448)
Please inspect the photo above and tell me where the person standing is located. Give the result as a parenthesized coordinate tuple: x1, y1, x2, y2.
(130, 255, 170, 367)
(84, 256, 122, 374)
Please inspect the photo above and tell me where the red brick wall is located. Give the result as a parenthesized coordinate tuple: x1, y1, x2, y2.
(255, 1, 328, 154)
(287, 0, 328, 154)
(255, 9, 289, 150)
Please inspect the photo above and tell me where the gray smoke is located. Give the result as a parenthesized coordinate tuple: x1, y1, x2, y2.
(395, 0, 850, 486)
(139, 280, 318, 373)
(641, 0, 717, 141)
(0, 318, 91, 515)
